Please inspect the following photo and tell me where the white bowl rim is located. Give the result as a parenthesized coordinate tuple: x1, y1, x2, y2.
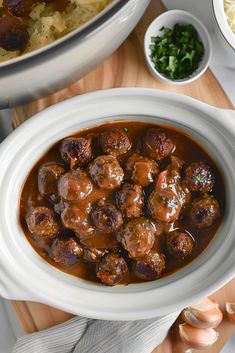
(0, 88, 235, 320)
(212, 0, 235, 52)
(0, 0, 127, 70)
(144, 9, 212, 85)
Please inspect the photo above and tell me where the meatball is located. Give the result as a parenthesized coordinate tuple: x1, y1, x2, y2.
(58, 169, 93, 201)
(85, 247, 108, 262)
(61, 205, 94, 237)
(97, 253, 128, 286)
(51, 237, 83, 267)
(38, 163, 65, 203)
(148, 188, 181, 223)
(91, 201, 123, 234)
(121, 218, 156, 258)
(175, 185, 191, 209)
(183, 161, 215, 192)
(26, 207, 60, 237)
(3, 0, 35, 17)
(133, 251, 165, 281)
(156, 156, 184, 190)
(190, 195, 220, 228)
(0, 15, 29, 51)
(116, 183, 144, 218)
(100, 128, 132, 157)
(156, 168, 191, 209)
(125, 153, 159, 187)
(89, 155, 124, 190)
(60, 137, 92, 169)
(166, 230, 194, 259)
(143, 128, 174, 161)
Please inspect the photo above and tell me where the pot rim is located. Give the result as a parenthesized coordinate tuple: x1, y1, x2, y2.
(0, 88, 235, 320)
(0, 0, 130, 71)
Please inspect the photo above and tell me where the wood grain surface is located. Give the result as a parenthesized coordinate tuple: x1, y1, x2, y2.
(11, 1, 235, 352)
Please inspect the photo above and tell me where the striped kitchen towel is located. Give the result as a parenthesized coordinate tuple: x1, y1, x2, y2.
(12, 312, 179, 353)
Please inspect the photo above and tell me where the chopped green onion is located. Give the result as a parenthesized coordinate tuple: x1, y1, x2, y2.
(149, 24, 204, 80)
(195, 175, 202, 182)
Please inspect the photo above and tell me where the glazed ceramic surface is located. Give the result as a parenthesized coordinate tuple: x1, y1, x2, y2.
(0, 0, 150, 108)
(0, 88, 235, 321)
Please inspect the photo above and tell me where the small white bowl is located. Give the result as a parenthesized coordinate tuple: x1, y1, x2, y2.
(144, 10, 212, 85)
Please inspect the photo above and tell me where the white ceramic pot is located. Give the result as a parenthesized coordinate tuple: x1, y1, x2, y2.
(212, 0, 235, 62)
(0, 0, 150, 108)
(0, 88, 235, 322)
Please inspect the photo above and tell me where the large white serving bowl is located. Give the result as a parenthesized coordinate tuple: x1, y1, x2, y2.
(212, 0, 235, 58)
(0, 88, 235, 321)
(0, 0, 150, 108)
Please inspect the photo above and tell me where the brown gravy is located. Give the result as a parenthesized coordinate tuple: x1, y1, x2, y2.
(19, 121, 226, 284)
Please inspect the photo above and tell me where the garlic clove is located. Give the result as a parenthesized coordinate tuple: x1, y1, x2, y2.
(226, 302, 235, 323)
(183, 306, 222, 329)
(179, 323, 219, 349)
(226, 302, 235, 314)
(190, 298, 219, 312)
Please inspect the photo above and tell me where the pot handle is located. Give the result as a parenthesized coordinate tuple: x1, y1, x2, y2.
(0, 264, 32, 301)
(213, 107, 235, 149)
(0, 263, 14, 299)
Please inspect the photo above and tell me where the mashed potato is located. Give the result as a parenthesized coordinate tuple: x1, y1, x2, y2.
(224, 0, 235, 34)
(0, 0, 112, 62)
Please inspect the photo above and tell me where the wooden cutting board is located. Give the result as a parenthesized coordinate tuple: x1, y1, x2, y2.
(11, 1, 235, 352)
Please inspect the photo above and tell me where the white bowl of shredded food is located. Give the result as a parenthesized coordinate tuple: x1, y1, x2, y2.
(225, 0, 235, 33)
(213, 0, 235, 53)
